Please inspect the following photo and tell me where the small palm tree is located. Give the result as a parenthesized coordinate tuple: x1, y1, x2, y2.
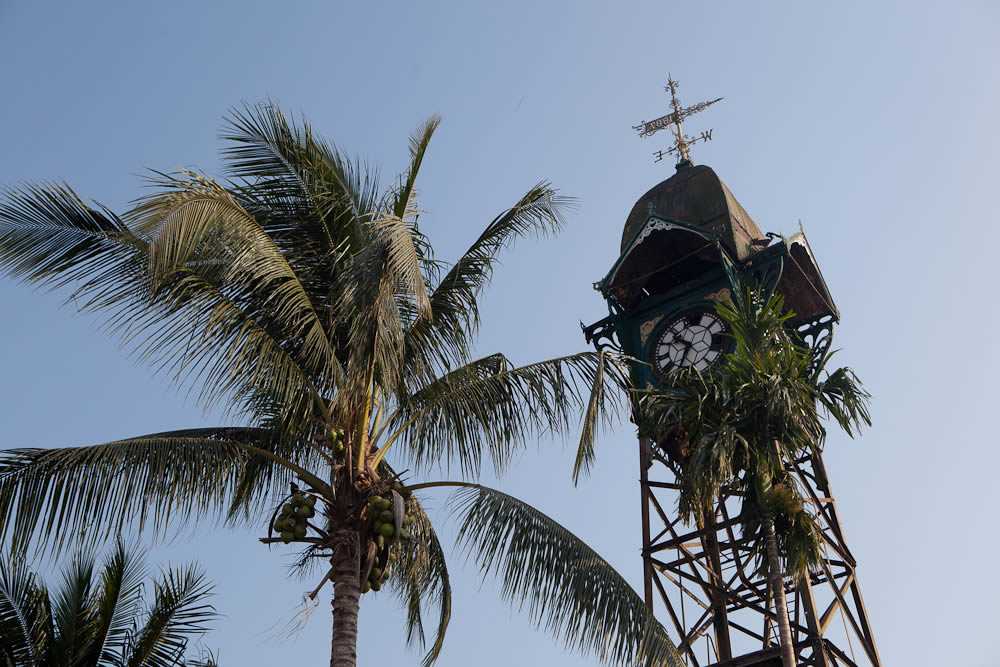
(642, 289, 870, 667)
(0, 104, 681, 667)
(0, 542, 218, 667)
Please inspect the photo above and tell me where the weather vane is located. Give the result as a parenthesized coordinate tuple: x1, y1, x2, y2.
(632, 75, 722, 164)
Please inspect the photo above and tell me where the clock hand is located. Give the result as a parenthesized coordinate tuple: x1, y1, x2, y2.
(682, 344, 697, 366)
(668, 338, 690, 366)
(672, 338, 692, 355)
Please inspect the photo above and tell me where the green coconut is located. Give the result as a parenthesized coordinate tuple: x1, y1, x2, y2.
(294, 524, 307, 539)
(378, 510, 394, 523)
(280, 531, 294, 544)
(377, 523, 395, 538)
(375, 498, 391, 511)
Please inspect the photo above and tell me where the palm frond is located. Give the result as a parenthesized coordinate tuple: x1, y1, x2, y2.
(390, 115, 441, 221)
(49, 551, 98, 666)
(0, 179, 334, 432)
(332, 238, 409, 395)
(132, 170, 339, 387)
(572, 350, 629, 485)
(451, 485, 682, 667)
(397, 352, 625, 477)
(118, 261, 331, 430)
(766, 483, 823, 581)
(0, 181, 144, 288)
(386, 491, 451, 667)
(0, 557, 48, 666)
(371, 211, 431, 321)
(220, 101, 381, 243)
(124, 564, 216, 667)
(401, 183, 571, 387)
(0, 428, 296, 555)
(815, 364, 871, 438)
(219, 102, 336, 248)
(87, 540, 147, 666)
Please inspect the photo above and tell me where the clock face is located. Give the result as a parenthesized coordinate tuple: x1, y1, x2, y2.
(652, 308, 729, 374)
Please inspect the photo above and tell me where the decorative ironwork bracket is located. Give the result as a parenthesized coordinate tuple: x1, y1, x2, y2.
(793, 312, 837, 372)
(581, 315, 621, 353)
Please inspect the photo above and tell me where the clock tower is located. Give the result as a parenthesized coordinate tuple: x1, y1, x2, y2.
(583, 81, 880, 667)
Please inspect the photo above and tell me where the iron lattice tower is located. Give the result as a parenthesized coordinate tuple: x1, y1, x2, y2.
(637, 436, 881, 666)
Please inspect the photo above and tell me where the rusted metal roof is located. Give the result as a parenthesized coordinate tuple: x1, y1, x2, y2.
(620, 163, 765, 261)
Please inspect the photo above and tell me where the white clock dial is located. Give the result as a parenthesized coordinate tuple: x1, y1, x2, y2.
(652, 309, 728, 374)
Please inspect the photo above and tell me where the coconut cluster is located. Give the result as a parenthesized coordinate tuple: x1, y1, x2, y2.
(327, 427, 346, 458)
(362, 482, 415, 594)
(272, 492, 317, 544)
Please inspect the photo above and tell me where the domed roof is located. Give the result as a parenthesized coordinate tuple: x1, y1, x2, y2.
(621, 163, 765, 261)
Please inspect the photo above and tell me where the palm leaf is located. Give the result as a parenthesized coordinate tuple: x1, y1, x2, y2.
(133, 170, 339, 386)
(122, 262, 331, 429)
(386, 492, 451, 667)
(0, 180, 333, 432)
(85, 540, 148, 666)
(815, 364, 871, 438)
(49, 551, 98, 666)
(401, 183, 571, 387)
(0, 181, 143, 288)
(397, 352, 625, 477)
(219, 102, 338, 252)
(371, 211, 431, 321)
(0, 557, 48, 667)
(572, 350, 630, 485)
(390, 114, 441, 219)
(0, 428, 299, 555)
(220, 101, 381, 245)
(124, 564, 216, 667)
(450, 485, 682, 667)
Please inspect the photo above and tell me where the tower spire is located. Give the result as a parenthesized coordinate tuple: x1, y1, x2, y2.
(632, 75, 722, 166)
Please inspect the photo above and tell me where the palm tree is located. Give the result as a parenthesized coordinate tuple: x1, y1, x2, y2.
(0, 104, 682, 667)
(642, 289, 870, 667)
(0, 541, 218, 667)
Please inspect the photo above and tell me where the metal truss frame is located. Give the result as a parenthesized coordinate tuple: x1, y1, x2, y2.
(638, 437, 881, 667)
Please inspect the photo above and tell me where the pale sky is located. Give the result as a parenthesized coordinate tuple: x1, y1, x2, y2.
(1, 2, 998, 665)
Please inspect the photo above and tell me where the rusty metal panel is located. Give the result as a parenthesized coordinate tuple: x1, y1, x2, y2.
(620, 164, 765, 261)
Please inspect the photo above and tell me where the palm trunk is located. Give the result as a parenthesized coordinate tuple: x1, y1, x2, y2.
(762, 514, 796, 667)
(330, 529, 361, 667)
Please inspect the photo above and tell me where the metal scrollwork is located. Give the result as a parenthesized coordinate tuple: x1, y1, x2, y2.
(793, 312, 836, 371)
(581, 315, 622, 353)
(635, 218, 684, 246)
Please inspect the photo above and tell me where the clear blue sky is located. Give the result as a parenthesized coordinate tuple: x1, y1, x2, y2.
(1, 1, 997, 665)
